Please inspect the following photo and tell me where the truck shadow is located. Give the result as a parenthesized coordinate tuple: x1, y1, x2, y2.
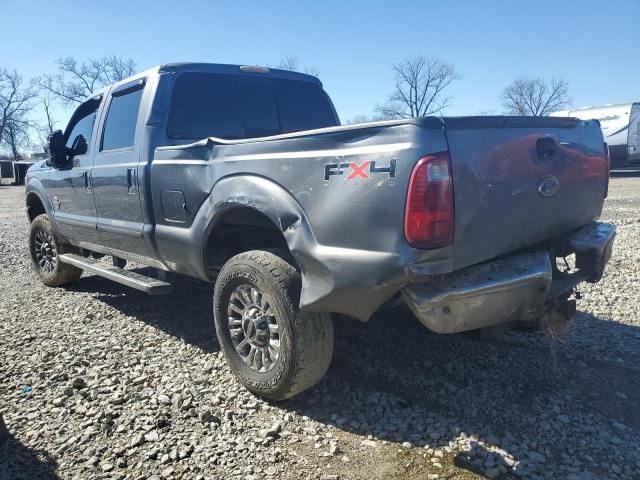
(0, 433, 60, 480)
(67, 269, 218, 354)
(282, 303, 640, 479)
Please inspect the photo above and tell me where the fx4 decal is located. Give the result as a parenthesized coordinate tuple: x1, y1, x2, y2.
(324, 159, 397, 181)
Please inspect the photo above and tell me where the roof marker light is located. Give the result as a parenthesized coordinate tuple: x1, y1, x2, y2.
(240, 66, 270, 74)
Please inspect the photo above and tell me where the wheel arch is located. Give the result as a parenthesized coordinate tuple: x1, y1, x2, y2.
(197, 174, 404, 321)
(201, 175, 316, 273)
(25, 181, 52, 223)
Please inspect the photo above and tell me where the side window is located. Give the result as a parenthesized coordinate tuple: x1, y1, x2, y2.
(101, 87, 143, 151)
(65, 101, 99, 150)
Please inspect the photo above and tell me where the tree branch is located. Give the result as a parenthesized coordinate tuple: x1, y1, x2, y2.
(376, 55, 459, 119)
(501, 76, 570, 116)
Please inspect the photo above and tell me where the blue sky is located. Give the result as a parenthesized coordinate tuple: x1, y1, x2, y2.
(5, 0, 639, 127)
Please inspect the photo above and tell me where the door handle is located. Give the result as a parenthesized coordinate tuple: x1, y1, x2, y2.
(81, 171, 92, 192)
(127, 168, 138, 194)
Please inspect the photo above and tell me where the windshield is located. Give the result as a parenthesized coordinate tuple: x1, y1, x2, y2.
(166, 72, 338, 140)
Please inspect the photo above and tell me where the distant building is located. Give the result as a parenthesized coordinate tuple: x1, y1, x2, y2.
(551, 102, 640, 168)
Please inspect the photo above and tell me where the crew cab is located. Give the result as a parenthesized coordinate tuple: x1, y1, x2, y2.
(25, 63, 615, 400)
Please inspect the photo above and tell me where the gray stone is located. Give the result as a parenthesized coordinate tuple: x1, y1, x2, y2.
(72, 377, 87, 389)
(131, 375, 148, 386)
(260, 421, 282, 439)
(265, 466, 277, 476)
(130, 432, 145, 448)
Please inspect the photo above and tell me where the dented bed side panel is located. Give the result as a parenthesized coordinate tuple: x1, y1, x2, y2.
(149, 122, 450, 320)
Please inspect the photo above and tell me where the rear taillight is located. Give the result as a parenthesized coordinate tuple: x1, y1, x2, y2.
(603, 142, 610, 198)
(404, 152, 454, 248)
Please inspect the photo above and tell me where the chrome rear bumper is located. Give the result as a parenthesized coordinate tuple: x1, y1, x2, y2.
(402, 222, 615, 334)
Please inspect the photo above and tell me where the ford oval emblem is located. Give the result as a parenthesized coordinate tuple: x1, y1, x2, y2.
(537, 176, 560, 197)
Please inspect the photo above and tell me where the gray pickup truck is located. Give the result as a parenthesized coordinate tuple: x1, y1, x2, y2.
(25, 63, 615, 400)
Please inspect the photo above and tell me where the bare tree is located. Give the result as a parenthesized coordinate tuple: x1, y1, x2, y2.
(375, 56, 460, 119)
(3, 118, 32, 159)
(501, 77, 571, 116)
(33, 55, 137, 105)
(344, 114, 388, 125)
(277, 56, 320, 77)
(278, 56, 300, 72)
(0, 69, 36, 150)
(40, 95, 56, 134)
(29, 95, 58, 152)
(345, 114, 374, 125)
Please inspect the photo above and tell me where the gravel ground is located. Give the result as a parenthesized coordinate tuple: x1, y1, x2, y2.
(1, 178, 640, 480)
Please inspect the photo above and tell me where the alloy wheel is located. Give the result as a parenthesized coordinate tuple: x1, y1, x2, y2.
(227, 284, 280, 373)
(34, 230, 57, 273)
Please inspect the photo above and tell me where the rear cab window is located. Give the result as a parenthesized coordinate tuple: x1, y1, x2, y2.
(166, 72, 338, 140)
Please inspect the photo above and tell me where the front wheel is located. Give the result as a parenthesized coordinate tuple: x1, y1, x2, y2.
(213, 250, 333, 400)
(29, 214, 82, 287)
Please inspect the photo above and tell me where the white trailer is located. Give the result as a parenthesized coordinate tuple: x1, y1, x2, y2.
(551, 103, 640, 168)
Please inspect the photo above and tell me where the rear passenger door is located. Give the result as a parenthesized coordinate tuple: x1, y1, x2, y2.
(92, 78, 149, 257)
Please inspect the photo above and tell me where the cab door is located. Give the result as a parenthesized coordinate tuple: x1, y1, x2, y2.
(48, 96, 102, 244)
(91, 78, 149, 257)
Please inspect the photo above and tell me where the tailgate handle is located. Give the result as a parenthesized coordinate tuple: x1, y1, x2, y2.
(537, 137, 557, 160)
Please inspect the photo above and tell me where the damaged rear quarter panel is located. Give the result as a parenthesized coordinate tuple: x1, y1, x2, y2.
(151, 120, 449, 320)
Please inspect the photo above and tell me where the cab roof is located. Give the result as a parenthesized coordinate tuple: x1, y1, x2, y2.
(156, 62, 322, 85)
(88, 62, 322, 102)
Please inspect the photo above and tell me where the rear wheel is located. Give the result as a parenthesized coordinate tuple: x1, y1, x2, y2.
(29, 214, 82, 287)
(213, 250, 333, 400)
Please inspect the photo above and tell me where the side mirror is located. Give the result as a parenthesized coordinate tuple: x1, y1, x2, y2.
(47, 130, 67, 167)
(70, 134, 88, 157)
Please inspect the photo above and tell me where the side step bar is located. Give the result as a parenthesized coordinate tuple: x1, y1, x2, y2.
(58, 253, 173, 295)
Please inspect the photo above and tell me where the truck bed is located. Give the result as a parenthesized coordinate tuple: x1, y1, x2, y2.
(151, 115, 608, 320)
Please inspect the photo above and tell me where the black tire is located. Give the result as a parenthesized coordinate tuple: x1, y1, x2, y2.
(213, 250, 333, 400)
(0, 413, 8, 447)
(29, 214, 82, 287)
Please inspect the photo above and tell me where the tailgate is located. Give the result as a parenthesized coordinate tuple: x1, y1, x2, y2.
(444, 116, 608, 270)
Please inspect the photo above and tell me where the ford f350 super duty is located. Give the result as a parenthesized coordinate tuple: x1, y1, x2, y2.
(25, 63, 615, 400)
